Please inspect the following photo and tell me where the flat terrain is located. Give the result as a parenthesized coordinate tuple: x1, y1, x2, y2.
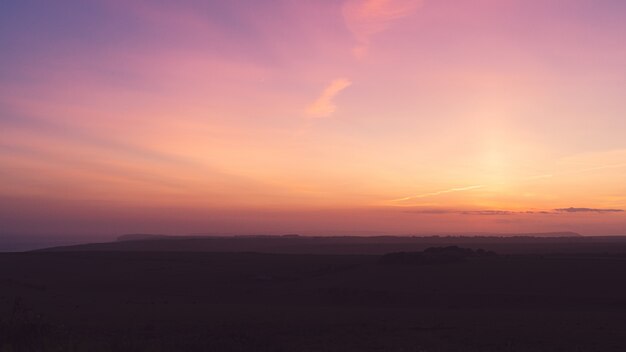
(2, 237, 626, 351)
(36, 234, 626, 255)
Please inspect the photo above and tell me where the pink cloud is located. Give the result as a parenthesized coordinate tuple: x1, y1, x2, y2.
(342, 0, 423, 57)
(306, 78, 352, 117)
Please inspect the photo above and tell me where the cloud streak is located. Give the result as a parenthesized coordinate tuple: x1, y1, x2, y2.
(306, 78, 352, 118)
(391, 185, 485, 203)
(342, 0, 423, 58)
(554, 207, 624, 213)
(405, 208, 624, 216)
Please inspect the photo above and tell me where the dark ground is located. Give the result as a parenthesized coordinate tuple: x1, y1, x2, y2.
(2, 236, 626, 351)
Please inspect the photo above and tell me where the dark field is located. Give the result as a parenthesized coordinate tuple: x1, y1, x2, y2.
(2, 236, 626, 351)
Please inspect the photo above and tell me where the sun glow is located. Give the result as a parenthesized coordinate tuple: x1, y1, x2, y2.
(1, 0, 625, 235)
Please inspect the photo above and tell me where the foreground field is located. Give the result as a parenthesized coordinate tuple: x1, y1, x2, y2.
(2, 247, 626, 351)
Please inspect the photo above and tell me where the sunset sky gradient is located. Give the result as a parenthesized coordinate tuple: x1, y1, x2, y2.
(1, 0, 625, 236)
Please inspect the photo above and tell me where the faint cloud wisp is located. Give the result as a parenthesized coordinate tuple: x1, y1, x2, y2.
(391, 184, 485, 203)
(554, 207, 624, 213)
(403, 208, 624, 216)
(342, 0, 423, 58)
(306, 78, 352, 118)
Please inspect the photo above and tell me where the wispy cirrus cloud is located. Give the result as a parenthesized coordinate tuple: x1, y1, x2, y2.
(404, 208, 624, 216)
(554, 207, 624, 213)
(390, 184, 485, 203)
(304, 1, 423, 118)
(305, 78, 352, 118)
(405, 209, 543, 216)
(342, 0, 423, 58)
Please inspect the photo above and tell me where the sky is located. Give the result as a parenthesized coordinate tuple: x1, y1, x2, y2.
(1, 0, 626, 237)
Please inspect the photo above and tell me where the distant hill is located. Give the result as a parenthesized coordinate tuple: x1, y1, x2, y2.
(115, 232, 582, 242)
(33, 232, 626, 255)
(505, 232, 583, 238)
(116, 234, 171, 242)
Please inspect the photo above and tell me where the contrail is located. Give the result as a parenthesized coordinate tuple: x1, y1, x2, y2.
(389, 162, 626, 204)
(391, 185, 485, 203)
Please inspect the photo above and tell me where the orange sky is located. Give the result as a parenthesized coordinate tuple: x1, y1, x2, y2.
(1, 0, 625, 236)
